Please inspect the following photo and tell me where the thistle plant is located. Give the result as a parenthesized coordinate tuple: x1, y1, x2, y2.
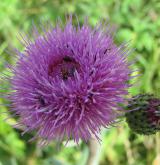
(1, 16, 132, 145)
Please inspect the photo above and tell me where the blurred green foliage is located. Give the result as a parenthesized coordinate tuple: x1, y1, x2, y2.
(0, 0, 160, 165)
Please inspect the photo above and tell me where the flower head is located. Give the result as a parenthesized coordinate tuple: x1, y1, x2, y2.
(126, 94, 160, 135)
(4, 17, 132, 145)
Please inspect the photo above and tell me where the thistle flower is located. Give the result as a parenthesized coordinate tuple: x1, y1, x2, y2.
(2, 17, 132, 145)
(126, 94, 160, 135)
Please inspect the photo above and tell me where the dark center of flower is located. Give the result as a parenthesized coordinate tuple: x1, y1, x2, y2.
(39, 96, 45, 106)
(34, 95, 46, 110)
(48, 56, 79, 80)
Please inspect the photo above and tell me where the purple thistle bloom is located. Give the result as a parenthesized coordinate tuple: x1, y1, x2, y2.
(3, 17, 132, 145)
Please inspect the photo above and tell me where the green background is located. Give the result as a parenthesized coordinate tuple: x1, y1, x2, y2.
(0, 0, 160, 165)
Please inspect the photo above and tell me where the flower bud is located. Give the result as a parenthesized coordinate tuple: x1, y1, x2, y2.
(126, 94, 160, 135)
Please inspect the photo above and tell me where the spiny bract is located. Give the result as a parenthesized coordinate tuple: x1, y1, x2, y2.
(126, 94, 160, 135)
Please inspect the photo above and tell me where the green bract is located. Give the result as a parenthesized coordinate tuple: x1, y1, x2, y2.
(126, 94, 160, 135)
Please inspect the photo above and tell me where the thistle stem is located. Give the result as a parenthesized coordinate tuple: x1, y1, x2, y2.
(87, 138, 101, 165)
